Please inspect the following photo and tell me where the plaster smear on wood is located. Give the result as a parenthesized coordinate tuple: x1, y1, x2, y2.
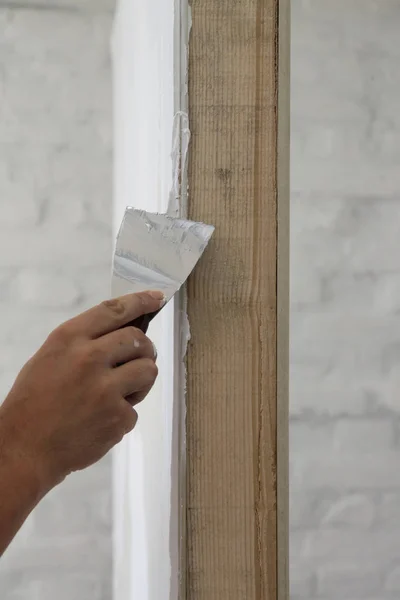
(171, 2, 192, 359)
(170, 4, 192, 597)
(168, 111, 191, 217)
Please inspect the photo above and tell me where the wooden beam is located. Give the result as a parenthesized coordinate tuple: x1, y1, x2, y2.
(186, 1, 289, 598)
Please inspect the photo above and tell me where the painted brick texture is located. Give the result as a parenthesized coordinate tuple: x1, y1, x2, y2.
(0, 1, 113, 598)
(291, 1, 400, 598)
(2, 0, 400, 598)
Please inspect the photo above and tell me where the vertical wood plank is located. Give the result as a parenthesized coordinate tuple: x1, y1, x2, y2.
(186, 0, 289, 598)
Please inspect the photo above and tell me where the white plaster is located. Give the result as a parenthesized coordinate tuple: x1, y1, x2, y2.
(111, 1, 178, 599)
(168, 111, 191, 216)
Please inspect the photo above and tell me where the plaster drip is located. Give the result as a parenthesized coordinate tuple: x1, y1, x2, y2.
(178, 4, 192, 359)
(173, 5, 192, 597)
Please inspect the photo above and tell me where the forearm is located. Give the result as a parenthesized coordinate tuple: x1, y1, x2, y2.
(0, 412, 51, 556)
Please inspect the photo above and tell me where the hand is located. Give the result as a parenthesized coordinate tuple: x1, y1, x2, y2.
(0, 291, 164, 492)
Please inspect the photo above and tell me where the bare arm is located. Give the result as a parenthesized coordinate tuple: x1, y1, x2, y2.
(0, 290, 164, 556)
(0, 425, 49, 556)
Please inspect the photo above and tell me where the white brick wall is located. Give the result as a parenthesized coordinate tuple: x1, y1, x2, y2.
(0, 1, 113, 597)
(291, 1, 400, 598)
(3, 0, 400, 597)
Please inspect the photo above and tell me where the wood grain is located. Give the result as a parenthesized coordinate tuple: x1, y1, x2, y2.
(186, 0, 289, 598)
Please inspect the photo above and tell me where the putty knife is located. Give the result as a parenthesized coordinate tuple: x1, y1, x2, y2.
(112, 207, 215, 333)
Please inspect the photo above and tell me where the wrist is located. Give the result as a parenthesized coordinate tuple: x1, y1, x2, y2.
(0, 405, 58, 503)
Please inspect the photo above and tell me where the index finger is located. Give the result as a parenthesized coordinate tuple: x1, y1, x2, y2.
(67, 291, 165, 339)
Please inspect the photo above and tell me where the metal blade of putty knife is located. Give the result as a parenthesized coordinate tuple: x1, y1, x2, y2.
(112, 207, 215, 333)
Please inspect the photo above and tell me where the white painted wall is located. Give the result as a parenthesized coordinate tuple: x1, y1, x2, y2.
(111, 2, 178, 600)
(0, 3, 114, 598)
(291, 1, 400, 597)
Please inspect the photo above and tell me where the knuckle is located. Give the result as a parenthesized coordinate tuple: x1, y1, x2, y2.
(99, 375, 117, 399)
(108, 412, 122, 430)
(48, 323, 71, 346)
(74, 347, 91, 370)
(122, 327, 155, 358)
(142, 333, 155, 351)
(110, 407, 136, 441)
(122, 406, 138, 433)
(101, 298, 126, 318)
(75, 344, 104, 370)
(125, 326, 146, 345)
(89, 346, 106, 364)
(113, 427, 125, 445)
(126, 414, 138, 433)
(143, 358, 158, 382)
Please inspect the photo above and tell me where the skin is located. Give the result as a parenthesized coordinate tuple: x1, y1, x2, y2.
(0, 290, 164, 556)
